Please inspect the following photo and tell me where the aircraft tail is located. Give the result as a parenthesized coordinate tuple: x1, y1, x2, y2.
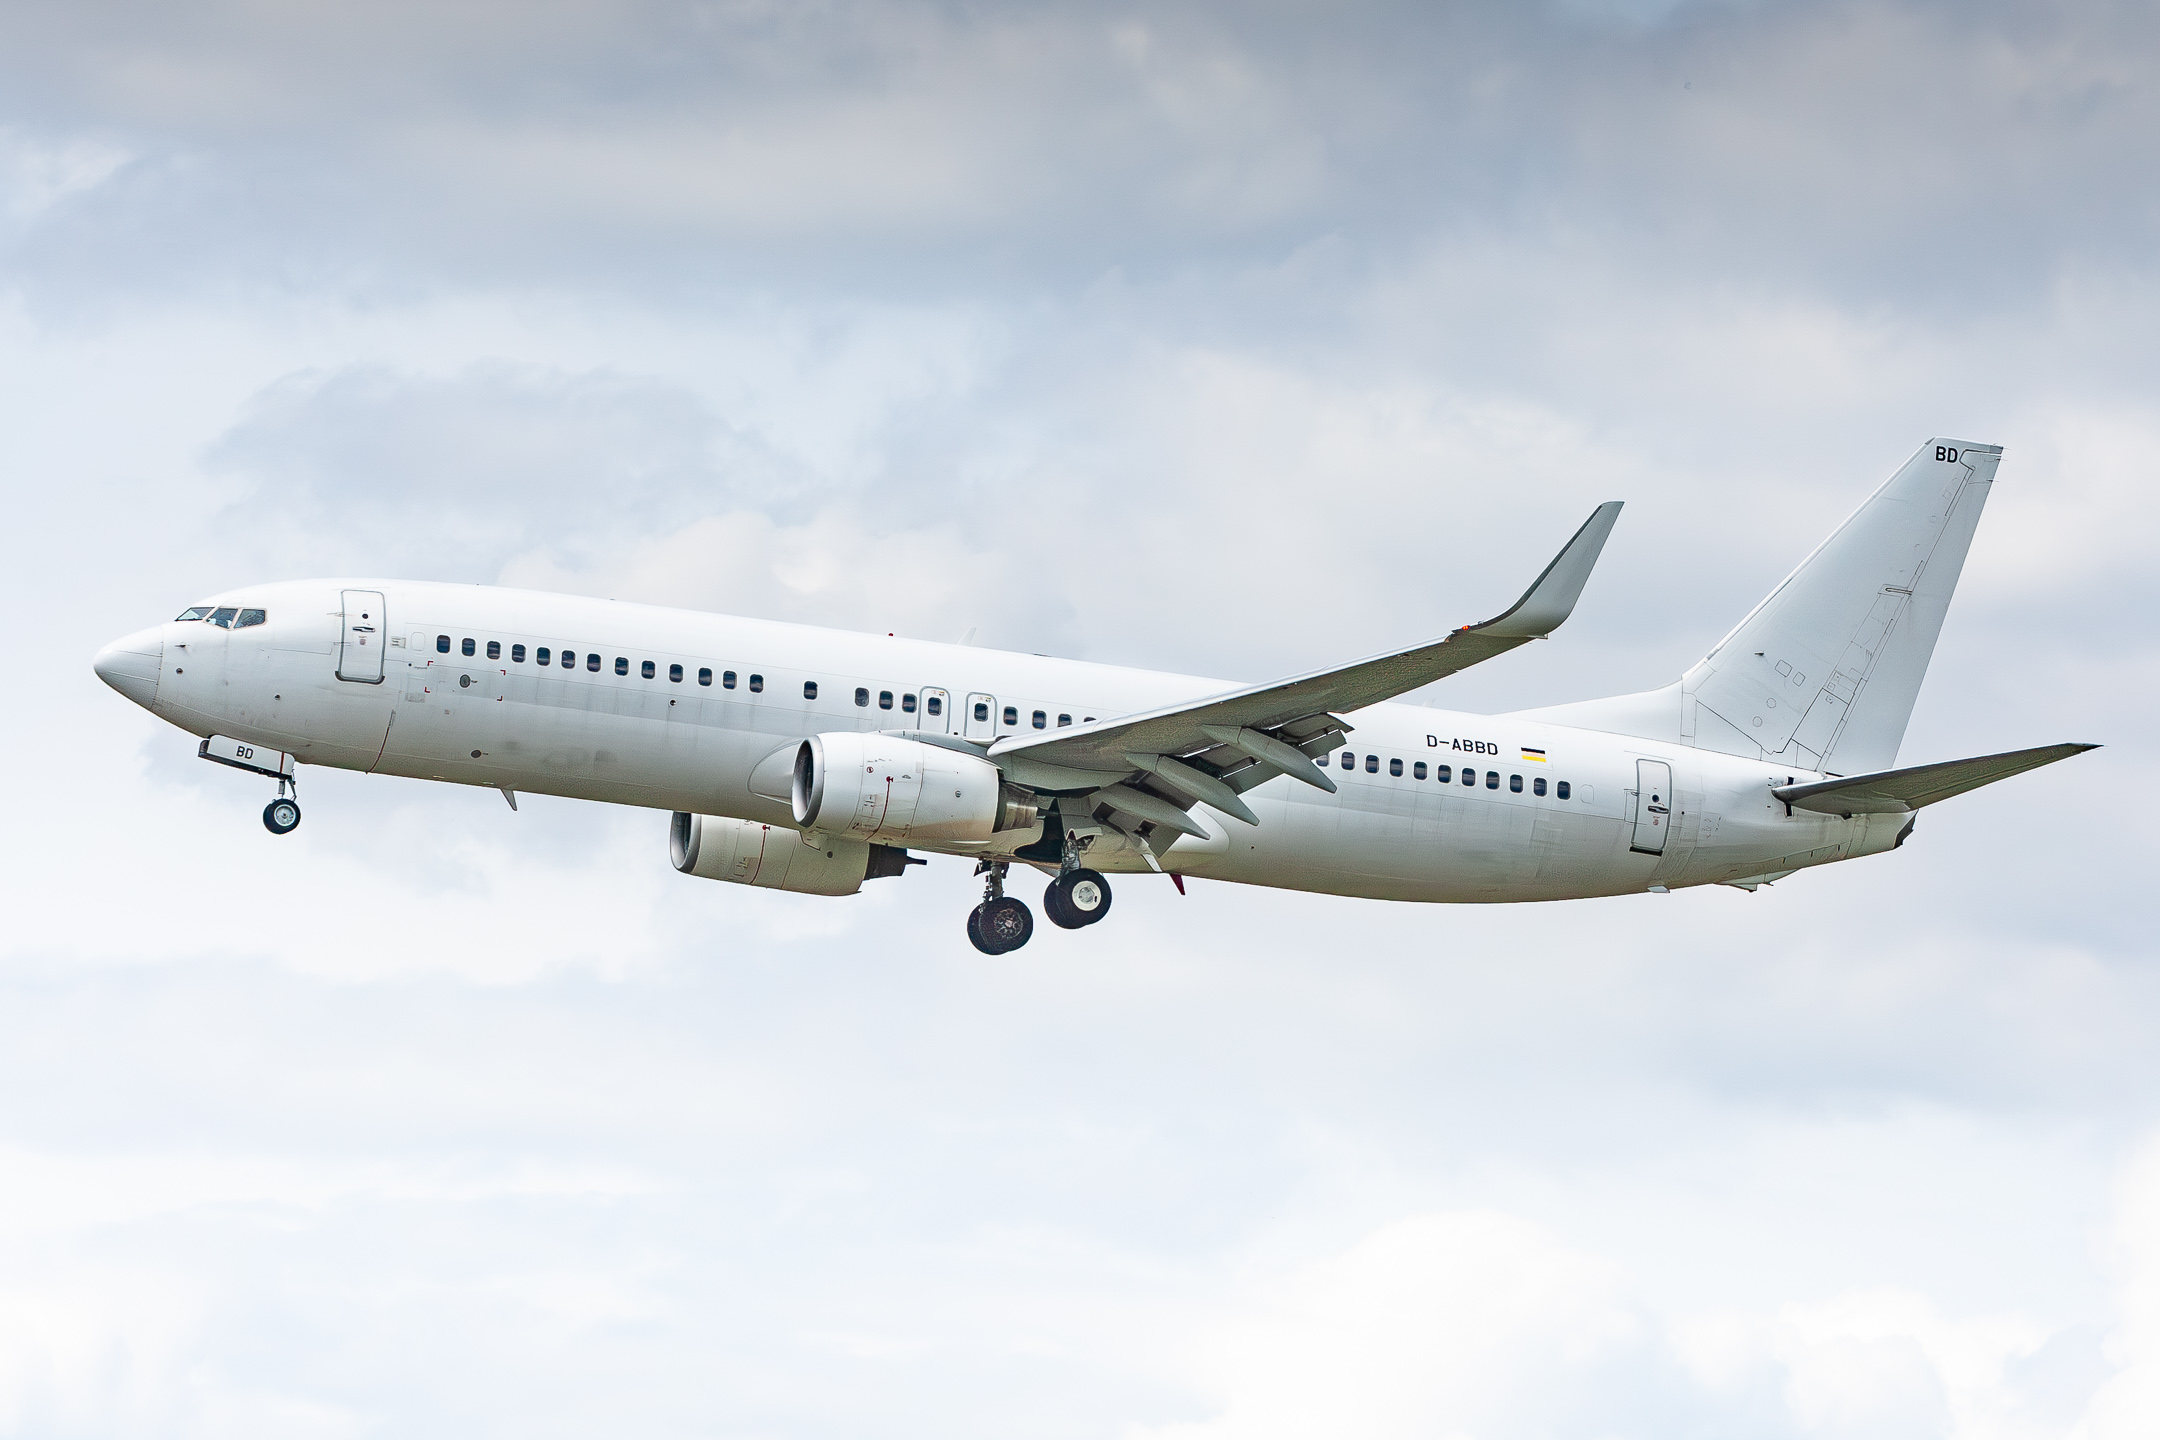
(1515, 439, 2001, 775)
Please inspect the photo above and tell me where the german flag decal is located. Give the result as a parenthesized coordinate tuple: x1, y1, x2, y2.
(1520, 747, 1547, 762)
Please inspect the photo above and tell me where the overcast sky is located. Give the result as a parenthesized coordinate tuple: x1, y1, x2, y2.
(6, 1, 2158, 1436)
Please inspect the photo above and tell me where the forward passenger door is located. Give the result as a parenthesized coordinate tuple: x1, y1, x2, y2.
(336, 590, 386, 683)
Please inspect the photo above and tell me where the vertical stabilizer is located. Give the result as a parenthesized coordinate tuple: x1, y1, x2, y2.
(1514, 440, 2000, 775)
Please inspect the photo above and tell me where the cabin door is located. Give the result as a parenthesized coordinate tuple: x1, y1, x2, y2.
(1630, 759, 1672, 855)
(964, 693, 998, 740)
(337, 590, 386, 683)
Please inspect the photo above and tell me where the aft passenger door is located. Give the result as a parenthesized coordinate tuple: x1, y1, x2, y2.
(964, 693, 997, 740)
(919, 687, 952, 733)
(337, 590, 386, 683)
(1630, 759, 1672, 855)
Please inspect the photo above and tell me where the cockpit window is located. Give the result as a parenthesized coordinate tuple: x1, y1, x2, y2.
(175, 606, 214, 622)
(208, 607, 238, 629)
(235, 609, 266, 629)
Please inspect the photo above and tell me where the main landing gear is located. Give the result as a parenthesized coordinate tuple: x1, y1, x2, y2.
(965, 835, 1115, 954)
(1044, 868, 1111, 929)
(1045, 826, 1112, 931)
(967, 860, 1034, 955)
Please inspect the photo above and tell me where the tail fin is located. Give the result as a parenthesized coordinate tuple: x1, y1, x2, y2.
(1516, 439, 2001, 775)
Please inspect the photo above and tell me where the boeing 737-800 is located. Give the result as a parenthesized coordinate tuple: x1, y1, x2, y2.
(94, 439, 2093, 952)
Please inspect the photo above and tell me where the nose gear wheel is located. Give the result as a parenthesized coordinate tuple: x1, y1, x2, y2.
(263, 797, 301, 834)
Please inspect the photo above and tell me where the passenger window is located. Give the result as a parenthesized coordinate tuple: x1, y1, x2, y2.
(1363, 755, 1377, 772)
(1557, 781, 1572, 799)
(804, 681, 818, 700)
(749, 674, 763, 693)
(723, 671, 736, 689)
(207, 608, 237, 629)
(641, 660, 655, 679)
(536, 647, 550, 664)
(1510, 774, 1523, 792)
(462, 638, 475, 656)
(1058, 714, 1071, 727)
(855, 687, 870, 707)
(436, 634, 450, 652)
(562, 651, 576, 669)
(615, 657, 628, 675)
(1486, 771, 1499, 789)
(1085, 716, 1096, 723)
(1389, 758, 1403, 776)
(1033, 710, 1047, 729)
(699, 668, 712, 686)
(486, 641, 500, 659)
(1414, 762, 1427, 780)
(236, 609, 267, 629)
(587, 654, 601, 672)
(974, 702, 990, 721)
(512, 644, 526, 663)
(1340, 751, 1355, 770)
(903, 693, 918, 713)
(1437, 765, 1451, 782)
(879, 690, 894, 709)
(175, 606, 213, 622)
(1462, 768, 1475, 786)
(1002, 706, 1017, 726)
(669, 663, 682, 683)
(1533, 777, 1547, 796)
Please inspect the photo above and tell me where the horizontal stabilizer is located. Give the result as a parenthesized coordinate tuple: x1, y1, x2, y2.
(1771, 742, 2098, 816)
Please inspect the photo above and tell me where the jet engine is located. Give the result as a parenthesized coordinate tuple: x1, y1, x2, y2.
(670, 812, 917, 896)
(791, 733, 1038, 845)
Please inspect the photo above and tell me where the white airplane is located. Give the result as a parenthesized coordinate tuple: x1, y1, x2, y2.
(95, 438, 2092, 952)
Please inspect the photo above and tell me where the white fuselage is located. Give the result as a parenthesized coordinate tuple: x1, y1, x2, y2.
(112, 579, 1909, 900)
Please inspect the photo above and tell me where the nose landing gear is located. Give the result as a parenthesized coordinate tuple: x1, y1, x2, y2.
(262, 775, 301, 835)
(966, 860, 1033, 954)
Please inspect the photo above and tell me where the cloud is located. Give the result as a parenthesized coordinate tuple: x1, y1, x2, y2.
(1139, 1208, 2077, 1440)
(6, 1, 2158, 1435)
(2073, 1136, 2160, 1438)
(0, 1, 2152, 301)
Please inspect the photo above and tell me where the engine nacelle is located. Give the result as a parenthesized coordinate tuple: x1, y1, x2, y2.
(671, 812, 874, 896)
(791, 733, 1038, 845)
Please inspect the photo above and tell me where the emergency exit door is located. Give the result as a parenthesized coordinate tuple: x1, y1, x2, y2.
(337, 590, 386, 683)
(1630, 759, 1672, 855)
(918, 688, 952, 733)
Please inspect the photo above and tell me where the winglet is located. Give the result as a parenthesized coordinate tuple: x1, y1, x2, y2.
(1468, 500, 1623, 639)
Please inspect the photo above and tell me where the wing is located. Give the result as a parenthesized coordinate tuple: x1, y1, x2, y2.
(986, 501, 1623, 845)
(1770, 742, 2098, 816)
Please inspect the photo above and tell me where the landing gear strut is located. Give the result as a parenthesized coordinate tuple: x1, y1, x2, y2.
(262, 776, 301, 835)
(966, 859, 1034, 955)
(1044, 829, 1112, 929)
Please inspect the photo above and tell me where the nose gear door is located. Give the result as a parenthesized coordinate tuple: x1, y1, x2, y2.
(337, 590, 387, 683)
(1630, 758, 1672, 856)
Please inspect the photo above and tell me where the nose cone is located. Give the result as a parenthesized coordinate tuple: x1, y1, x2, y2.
(94, 627, 164, 709)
